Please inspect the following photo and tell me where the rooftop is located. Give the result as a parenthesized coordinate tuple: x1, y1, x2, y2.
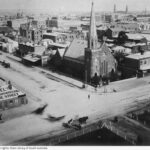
(112, 46, 125, 51)
(49, 42, 69, 48)
(0, 26, 14, 34)
(126, 51, 150, 60)
(19, 42, 44, 47)
(0, 78, 5, 87)
(126, 33, 146, 40)
(64, 39, 87, 62)
(124, 42, 146, 48)
(43, 32, 60, 37)
(23, 54, 41, 62)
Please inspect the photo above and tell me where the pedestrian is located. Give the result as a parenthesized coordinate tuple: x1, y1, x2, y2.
(95, 85, 97, 91)
(0, 114, 2, 120)
(88, 94, 90, 99)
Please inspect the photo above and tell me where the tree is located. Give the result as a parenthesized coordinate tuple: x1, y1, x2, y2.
(114, 51, 125, 65)
(133, 17, 137, 21)
(117, 31, 128, 45)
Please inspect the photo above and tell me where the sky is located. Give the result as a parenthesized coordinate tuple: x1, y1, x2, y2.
(0, 0, 150, 12)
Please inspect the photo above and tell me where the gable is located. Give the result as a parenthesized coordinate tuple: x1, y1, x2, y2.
(64, 39, 87, 62)
(100, 42, 113, 56)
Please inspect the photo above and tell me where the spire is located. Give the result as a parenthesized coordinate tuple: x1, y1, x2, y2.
(88, 2, 98, 50)
(126, 5, 128, 13)
(114, 4, 116, 13)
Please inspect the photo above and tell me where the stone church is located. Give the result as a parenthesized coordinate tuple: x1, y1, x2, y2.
(63, 2, 117, 84)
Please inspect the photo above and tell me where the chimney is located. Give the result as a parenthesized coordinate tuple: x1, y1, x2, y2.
(141, 50, 144, 55)
(139, 47, 144, 55)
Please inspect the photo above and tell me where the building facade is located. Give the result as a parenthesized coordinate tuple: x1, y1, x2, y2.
(121, 52, 150, 78)
(20, 20, 45, 44)
(46, 17, 58, 28)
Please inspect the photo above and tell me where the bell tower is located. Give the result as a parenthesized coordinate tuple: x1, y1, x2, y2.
(126, 5, 128, 13)
(85, 2, 100, 83)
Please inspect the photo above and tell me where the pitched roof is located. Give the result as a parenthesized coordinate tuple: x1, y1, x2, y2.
(64, 40, 114, 63)
(0, 26, 13, 34)
(126, 51, 150, 60)
(57, 48, 66, 57)
(64, 39, 87, 62)
(100, 42, 113, 56)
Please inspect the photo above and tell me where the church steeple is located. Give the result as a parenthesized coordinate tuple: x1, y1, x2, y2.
(114, 4, 116, 13)
(126, 5, 128, 13)
(88, 2, 98, 50)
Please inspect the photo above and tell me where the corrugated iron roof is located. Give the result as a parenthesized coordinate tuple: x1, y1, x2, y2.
(64, 39, 87, 62)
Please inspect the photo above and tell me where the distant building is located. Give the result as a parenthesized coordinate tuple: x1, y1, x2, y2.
(121, 15, 137, 22)
(43, 32, 68, 44)
(111, 46, 131, 55)
(125, 5, 128, 14)
(113, 4, 129, 14)
(21, 43, 46, 66)
(19, 43, 45, 57)
(46, 17, 58, 28)
(7, 20, 12, 28)
(20, 20, 45, 44)
(32, 20, 46, 28)
(97, 27, 112, 41)
(126, 33, 148, 43)
(81, 24, 89, 31)
(122, 51, 150, 78)
(105, 15, 112, 23)
(0, 26, 14, 35)
(110, 22, 141, 34)
(114, 4, 116, 13)
(137, 14, 150, 22)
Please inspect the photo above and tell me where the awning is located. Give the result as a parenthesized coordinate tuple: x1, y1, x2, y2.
(140, 65, 150, 71)
(23, 54, 41, 63)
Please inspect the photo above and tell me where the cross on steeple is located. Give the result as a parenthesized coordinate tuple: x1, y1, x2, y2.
(126, 5, 128, 13)
(114, 4, 116, 13)
(88, 2, 98, 50)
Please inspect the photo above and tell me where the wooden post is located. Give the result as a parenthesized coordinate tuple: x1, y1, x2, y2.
(90, 127, 91, 132)
(136, 115, 138, 121)
(125, 135, 126, 140)
(75, 132, 76, 137)
(132, 140, 135, 145)
(116, 130, 118, 135)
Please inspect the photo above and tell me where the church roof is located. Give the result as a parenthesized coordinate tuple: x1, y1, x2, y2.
(100, 42, 113, 56)
(64, 39, 87, 62)
(64, 39, 114, 63)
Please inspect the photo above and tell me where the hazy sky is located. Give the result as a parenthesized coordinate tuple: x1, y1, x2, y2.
(0, 0, 150, 12)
